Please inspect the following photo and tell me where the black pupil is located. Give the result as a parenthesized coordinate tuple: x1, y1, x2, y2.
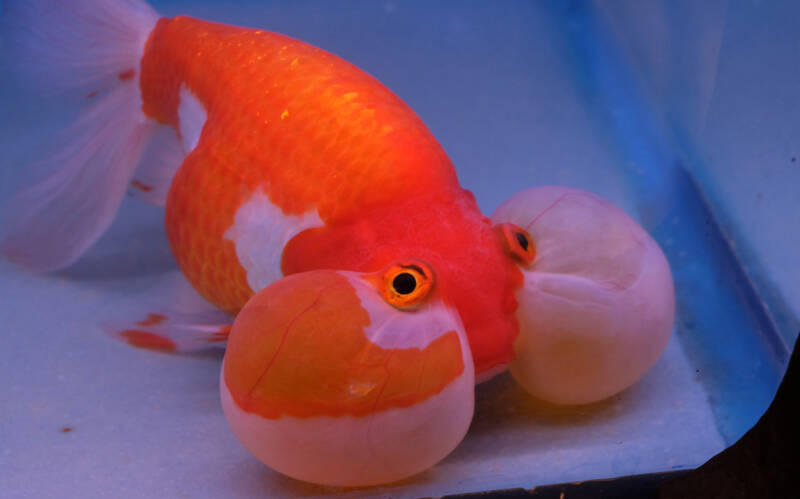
(392, 273, 417, 295)
(515, 232, 529, 251)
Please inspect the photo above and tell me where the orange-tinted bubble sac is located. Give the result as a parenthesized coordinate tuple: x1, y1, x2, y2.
(220, 269, 475, 487)
(223, 270, 464, 419)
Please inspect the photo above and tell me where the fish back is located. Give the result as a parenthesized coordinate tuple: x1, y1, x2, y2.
(139, 17, 460, 311)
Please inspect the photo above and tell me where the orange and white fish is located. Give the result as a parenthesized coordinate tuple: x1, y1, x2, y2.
(0, 0, 675, 487)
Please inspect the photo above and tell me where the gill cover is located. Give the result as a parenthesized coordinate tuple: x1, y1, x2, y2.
(493, 186, 674, 405)
(220, 262, 474, 486)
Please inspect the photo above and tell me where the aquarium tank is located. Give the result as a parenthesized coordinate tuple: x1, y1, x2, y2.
(0, 0, 796, 497)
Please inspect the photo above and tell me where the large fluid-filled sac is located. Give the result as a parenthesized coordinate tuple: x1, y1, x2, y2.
(492, 186, 674, 405)
(220, 264, 474, 487)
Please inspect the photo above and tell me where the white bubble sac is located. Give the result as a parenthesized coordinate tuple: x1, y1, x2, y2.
(492, 186, 675, 405)
(220, 270, 475, 487)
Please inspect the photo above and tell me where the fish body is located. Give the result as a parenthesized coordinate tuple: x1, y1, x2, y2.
(139, 16, 521, 374)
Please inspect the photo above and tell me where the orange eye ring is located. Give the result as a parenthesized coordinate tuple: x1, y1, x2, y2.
(377, 260, 435, 309)
(496, 223, 536, 265)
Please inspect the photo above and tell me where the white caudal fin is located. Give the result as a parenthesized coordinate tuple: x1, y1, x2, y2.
(104, 272, 234, 353)
(0, 0, 161, 271)
(128, 124, 186, 207)
(2, 0, 159, 95)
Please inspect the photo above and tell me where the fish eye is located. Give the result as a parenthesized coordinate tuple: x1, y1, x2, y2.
(515, 231, 529, 251)
(392, 272, 417, 294)
(379, 261, 434, 309)
(496, 223, 536, 265)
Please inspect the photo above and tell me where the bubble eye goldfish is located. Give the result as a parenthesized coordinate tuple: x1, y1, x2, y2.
(1, 0, 674, 487)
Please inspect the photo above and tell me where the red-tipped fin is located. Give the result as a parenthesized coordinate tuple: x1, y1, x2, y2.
(0, 0, 161, 271)
(126, 124, 186, 207)
(104, 272, 233, 353)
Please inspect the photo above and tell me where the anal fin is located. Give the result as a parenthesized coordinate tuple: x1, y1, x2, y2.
(106, 271, 233, 353)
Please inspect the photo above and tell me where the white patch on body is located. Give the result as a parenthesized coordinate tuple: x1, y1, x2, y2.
(178, 85, 207, 153)
(224, 190, 323, 293)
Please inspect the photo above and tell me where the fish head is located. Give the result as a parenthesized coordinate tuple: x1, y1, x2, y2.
(281, 188, 524, 377)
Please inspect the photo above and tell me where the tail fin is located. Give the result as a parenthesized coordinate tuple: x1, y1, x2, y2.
(0, 0, 160, 271)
